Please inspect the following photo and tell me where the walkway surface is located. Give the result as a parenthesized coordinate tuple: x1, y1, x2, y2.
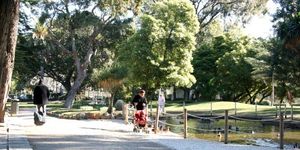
(0, 108, 283, 150)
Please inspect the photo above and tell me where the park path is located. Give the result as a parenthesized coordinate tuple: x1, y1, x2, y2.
(1, 108, 280, 150)
(9, 109, 172, 150)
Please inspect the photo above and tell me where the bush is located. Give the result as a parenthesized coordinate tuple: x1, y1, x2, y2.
(258, 100, 270, 106)
(114, 99, 125, 111)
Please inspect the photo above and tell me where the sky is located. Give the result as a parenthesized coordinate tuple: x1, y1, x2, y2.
(243, 0, 280, 39)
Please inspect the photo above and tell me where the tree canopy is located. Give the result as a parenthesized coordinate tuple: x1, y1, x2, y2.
(20, 0, 141, 108)
(118, 0, 199, 93)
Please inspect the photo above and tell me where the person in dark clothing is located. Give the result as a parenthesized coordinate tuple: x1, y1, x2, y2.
(132, 90, 147, 110)
(33, 79, 50, 113)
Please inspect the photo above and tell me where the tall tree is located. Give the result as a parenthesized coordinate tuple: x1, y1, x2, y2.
(118, 0, 199, 93)
(191, 0, 268, 30)
(272, 0, 300, 100)
(25, 0, 141, 108)
(188, 0, 269, 46)
(193, 33, 271, 103)
(0, 0, 20, 123)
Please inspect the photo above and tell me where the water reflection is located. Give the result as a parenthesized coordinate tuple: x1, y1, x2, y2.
(166, 117, 300, 148)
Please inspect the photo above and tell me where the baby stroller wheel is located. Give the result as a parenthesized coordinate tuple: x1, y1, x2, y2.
(133, 127, 137, 132)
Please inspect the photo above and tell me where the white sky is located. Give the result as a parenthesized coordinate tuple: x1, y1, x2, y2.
(243, 0, 280, 38)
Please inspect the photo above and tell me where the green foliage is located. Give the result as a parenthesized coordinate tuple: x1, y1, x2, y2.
(273, 0, 300, 40)
(272, 0, 300, 100)
(118, 0, 199, 91)
(12, 35, 42, 91)
(18, 0, 138, 94)
(257, 100, 270, 106)
(193, 33, 271, 103)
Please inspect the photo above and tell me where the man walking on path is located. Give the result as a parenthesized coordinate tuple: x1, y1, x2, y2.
(33, 79, 50, 113)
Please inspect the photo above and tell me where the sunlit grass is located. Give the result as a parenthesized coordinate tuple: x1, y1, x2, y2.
(6, 101, 63, 108)
(165, 101, 300, 119)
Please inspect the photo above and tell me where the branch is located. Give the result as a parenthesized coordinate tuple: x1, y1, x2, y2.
(199, 8, 221, 28)
(197, 1, 212, 16)
(198, 1, 219, 24)
(47, 30, 72, 55)
(82, 17, 116, 69)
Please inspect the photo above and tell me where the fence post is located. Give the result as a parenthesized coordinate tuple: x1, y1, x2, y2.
(123, 104, 128, 124)
(279, 112, 284, 149)
(279, 104, 282, 118)
(275, 105, 278, 118)
(284, 104, 287, 119)
(224, 110, 228, 144)
(234, 101, 237, 115)
(255, 102, 257, 116)
(291, 105, 294, 120)
(150, 100, 153, 117)
(154, 105, 160, 134)
(210, 102, 213, 116)
(184, 108, 187, 139)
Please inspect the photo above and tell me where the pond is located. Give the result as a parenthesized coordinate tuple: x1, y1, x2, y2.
(165, 116, 300, 149)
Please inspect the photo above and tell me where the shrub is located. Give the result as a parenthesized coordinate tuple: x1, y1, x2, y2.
(258, 100, 270, 106)
(114, 99, 125, 110)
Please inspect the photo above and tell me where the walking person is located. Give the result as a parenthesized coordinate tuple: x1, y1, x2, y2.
(33, 79, 50, 114)
(158, 93, 165, 114)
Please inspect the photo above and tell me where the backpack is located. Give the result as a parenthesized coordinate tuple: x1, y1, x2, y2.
(34, 111, 45, 126)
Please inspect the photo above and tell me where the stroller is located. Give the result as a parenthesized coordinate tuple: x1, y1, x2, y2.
(133, 109, 150, 133)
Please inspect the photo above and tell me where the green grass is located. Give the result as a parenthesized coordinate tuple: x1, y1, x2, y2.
(164, 101, 300, 119)
(6, 101, 63, 108)
(7, 100, 300, 120)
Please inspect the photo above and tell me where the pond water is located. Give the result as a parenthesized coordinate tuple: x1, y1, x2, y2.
(165, 117, 300, 149)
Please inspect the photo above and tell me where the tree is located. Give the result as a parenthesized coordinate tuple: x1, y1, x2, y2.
(272, 0, 300, 101)
(191, 0, 268, 30)
(91, 62, 128, 113)
(0, 0, 20, 123)
(245, 38, 273, 103)
(12, 35, 43, 91)
(274, 0, 300, 55)
(193, 33, 271, 103)
(189, 0, 268, 44)
(96, 66, 127, 115)
(24, 0, 141, 108)
(119, 0, 199, 94)
(192, 39, 224, 100)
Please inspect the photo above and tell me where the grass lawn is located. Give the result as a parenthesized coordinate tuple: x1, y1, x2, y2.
(164, 101, 300, 119)
(7, 100, 300, 120)
(6, 101, 63, 108)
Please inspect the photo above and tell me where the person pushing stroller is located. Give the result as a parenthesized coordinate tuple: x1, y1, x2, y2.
(131, 90, 149, 133)
(132, 90, 147, 111)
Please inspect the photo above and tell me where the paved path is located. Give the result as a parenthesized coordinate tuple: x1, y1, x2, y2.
(0, 109, 283, 150)
(6, 109, 171, 150)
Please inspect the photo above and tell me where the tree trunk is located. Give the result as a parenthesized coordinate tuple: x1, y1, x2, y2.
(0, 0, 19, 123)
(64, 70, 86, 108)
(172, 86, 176, 101)
(107, 93, 114, 114)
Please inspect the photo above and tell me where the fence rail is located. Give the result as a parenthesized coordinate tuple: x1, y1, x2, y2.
(122, 103, 299, 150)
